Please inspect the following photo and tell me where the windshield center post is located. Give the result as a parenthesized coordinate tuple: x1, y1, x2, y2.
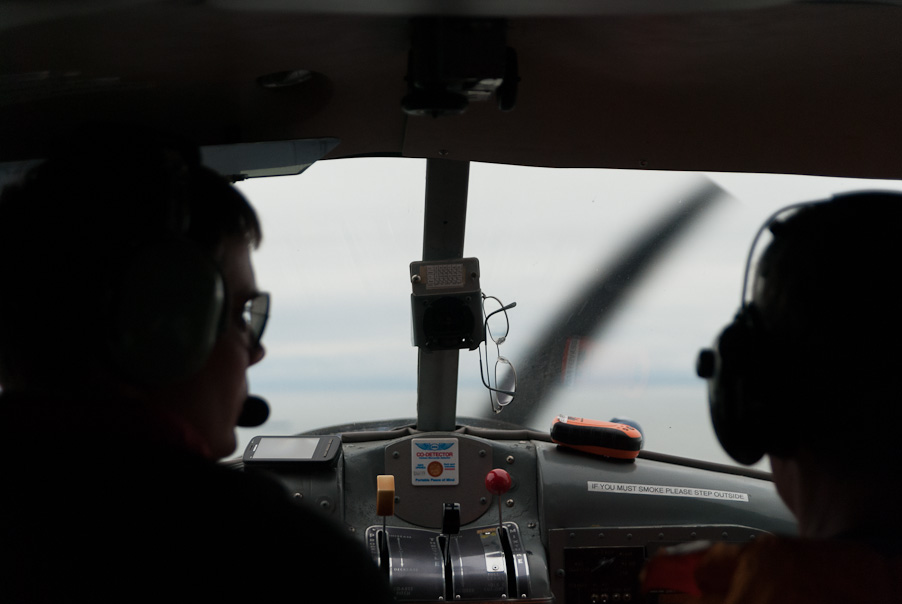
(415, 159, 472, 432)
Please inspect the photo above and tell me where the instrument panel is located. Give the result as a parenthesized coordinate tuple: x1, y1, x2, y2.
(242, 431, 795, 603)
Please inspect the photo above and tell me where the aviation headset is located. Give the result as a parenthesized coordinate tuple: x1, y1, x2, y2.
(697, 201, 819, 465)
(698, 191, 902, 469)
(104, 146, 228, 387)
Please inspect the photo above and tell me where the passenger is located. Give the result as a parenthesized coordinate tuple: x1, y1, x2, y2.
(0, 130, 395, 603)
(642, 192, 902, 603)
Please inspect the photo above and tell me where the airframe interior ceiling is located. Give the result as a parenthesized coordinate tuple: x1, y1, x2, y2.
(2, 0, 902, 179)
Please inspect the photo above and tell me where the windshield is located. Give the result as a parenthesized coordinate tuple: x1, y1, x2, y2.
(236, 159, 902, 467)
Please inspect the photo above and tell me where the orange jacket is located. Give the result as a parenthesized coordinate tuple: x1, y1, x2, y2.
(641, 535, 902, 603)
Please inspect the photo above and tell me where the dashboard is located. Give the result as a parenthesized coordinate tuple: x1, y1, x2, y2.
(239, 429, 795, 603)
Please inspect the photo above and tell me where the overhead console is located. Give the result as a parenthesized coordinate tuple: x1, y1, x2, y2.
(242, 432, 795, 603)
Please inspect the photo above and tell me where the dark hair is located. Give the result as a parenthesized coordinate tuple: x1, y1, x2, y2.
(0, 128, 261, 391)
(754, 192, 902, 463)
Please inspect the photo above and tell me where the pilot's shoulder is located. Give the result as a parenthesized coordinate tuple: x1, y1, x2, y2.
(644, 535, 901, 604)
(712, 535, 901, 604)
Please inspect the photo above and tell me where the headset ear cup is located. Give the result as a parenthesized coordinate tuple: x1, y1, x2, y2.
(108, 239, 225, 386)
(706, 309, 767, 465)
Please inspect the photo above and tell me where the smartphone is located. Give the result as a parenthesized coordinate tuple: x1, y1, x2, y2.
(243, 435, 341, 466)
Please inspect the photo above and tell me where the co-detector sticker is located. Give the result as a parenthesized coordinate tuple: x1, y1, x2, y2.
(411, 438, 459, 486)
(588, 481, 749, 502)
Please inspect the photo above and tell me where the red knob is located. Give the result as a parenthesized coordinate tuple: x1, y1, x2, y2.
(485, 468, 512, 495)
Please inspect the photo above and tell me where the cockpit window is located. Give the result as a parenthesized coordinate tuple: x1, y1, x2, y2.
(237, 158, 902, 467)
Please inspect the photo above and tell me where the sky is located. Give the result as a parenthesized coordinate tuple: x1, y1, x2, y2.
(233, 158, 902, 467)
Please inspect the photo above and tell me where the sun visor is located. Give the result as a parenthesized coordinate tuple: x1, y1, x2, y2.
(0, 137, 340, 189)
(199, 137, 340, 180)
(0, 160, 39, 190)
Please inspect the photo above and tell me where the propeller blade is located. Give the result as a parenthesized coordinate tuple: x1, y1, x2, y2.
(489, 179, 729, 426)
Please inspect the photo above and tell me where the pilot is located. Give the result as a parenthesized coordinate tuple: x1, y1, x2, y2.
(642, 192, 902, 602)
(0, 129, 395, 603)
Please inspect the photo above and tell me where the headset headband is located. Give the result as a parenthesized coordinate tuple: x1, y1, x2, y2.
(739, 201, 818, 308)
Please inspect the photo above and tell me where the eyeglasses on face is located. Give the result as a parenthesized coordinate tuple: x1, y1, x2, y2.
(241, 292, 270, 348)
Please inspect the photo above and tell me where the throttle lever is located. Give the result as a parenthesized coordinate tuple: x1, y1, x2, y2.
(440, 503, 461, 601)
(376, 475, 395, 575)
